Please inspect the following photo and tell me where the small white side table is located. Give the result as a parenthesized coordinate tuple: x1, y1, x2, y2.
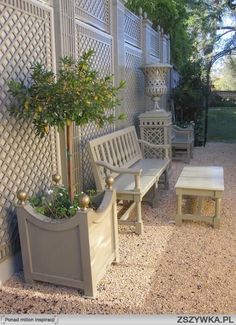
(175, 166, 224, 228)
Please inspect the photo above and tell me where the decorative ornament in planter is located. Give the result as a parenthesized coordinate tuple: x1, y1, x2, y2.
(16, 176, 119, 298)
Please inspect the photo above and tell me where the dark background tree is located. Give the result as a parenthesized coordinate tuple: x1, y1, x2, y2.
(126, 0, 193, 68)
(127, 0, 236, 145)
(187, 0, 236, 144)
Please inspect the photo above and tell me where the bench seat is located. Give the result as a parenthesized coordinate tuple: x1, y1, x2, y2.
(113, 159, 169, 196)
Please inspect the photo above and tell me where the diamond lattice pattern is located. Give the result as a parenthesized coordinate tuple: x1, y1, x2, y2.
(150, 30, 160, 58)
(124, 48, 145, 129)
(142, 127, 165, 159)
(73, 23, 113, 191)
(0, 1, 57, 262)
(124, 10, 141, 47)
(75, 0, 110, 26)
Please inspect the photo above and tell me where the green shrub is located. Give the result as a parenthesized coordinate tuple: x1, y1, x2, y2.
(30, 186, 97, 220)
(172, 60, 205, 144)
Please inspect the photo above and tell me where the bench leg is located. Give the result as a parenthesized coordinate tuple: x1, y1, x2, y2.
(213, 198, 221, 228)
(175, 194, 183, 226)
(185, 145, 190, 163)
(135, 202, 143, 235)
(172, 146, 176, 158)
(164, 170, 169, 190)
(190, 143, 194, 158)
(152, 183, 158, 208)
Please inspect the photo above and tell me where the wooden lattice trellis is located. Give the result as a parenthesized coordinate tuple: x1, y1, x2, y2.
(124, 8, 141, 48)
(75, 0, 110, 32)
(73, 22, 113, 191)
(0, 0, 58, 263)
(124, 45, 145, 130)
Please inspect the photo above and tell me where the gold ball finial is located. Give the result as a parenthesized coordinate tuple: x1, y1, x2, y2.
(52, 174, 61, 185)
(17, 191, 27, 205)
(78, 193, 90, 211)
(106, 176, 114, 189)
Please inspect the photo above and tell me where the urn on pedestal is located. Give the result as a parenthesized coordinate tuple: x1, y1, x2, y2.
(139, 63, 172, 161)
(141, 63, 172, 112)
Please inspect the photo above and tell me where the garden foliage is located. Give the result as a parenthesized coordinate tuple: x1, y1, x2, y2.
(8, 50, 126, 138)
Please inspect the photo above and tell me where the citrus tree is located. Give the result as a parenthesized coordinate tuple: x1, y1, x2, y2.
(8, 50, 125, 201)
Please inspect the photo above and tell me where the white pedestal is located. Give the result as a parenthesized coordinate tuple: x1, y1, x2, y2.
(139, 109, 172, 159)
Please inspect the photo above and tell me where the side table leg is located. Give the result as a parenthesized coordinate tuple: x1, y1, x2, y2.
(197, 197, 203, 216)
(214, 198, 221, 228)
(176, 194, 183, 226)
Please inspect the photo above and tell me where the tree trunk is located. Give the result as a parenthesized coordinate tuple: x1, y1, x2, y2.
(66, 123, 74, 202)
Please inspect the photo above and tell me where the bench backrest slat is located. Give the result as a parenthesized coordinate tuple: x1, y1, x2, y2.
(88, 126, 143, 191)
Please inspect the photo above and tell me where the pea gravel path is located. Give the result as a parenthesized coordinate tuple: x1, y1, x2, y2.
(1, 143, 236, 314)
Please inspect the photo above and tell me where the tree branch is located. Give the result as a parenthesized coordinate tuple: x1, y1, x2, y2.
(215, 29, 236, 42)
(217, 26, 236, 31)
(212, 45, 236, 65)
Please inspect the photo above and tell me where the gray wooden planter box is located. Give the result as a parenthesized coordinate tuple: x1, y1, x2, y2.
(16, 189, 119, 298)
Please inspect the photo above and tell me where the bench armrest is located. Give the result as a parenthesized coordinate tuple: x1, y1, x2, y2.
(172, 129, 194, 141)
(172, 125, 194, 140)
(138, 139, 170, 149)
(138, 139, 170, 159)
(173, 129, 193, 136)
(173, 125, 193, 131)
(95, 160, 142, 191)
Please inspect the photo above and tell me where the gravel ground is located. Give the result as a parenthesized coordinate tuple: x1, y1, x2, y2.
(1, 142, 236, 314)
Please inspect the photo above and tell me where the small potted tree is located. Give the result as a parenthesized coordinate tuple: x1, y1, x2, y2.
(8, 50, 125, 297)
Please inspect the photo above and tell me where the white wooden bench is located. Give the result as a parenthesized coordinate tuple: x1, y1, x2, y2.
(172, 125, 194, 163)
(88, 126, 170, 235)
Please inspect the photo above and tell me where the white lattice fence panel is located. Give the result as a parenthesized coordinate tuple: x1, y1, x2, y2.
(0, 0, 58, 262)
(73, 22, 113, 191)
(75, 0, 110, 33)
(124, 8, 141, 48)
(124, 45, 145, 130)
(59, 0, 76, 57)
(162, 35, 170, 64)
(149, 28, 160, 59)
